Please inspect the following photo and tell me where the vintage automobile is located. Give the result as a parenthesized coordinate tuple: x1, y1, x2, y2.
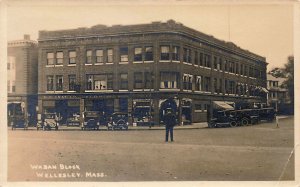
(209, 109, 237, 128)
(258, 108, 275, 122)
(37, 113, 60, 131)
(107, 112, 129, 130)
(82, 111, 100, 130)
(8, 102, 28, 130)
(66, 113, 80, 127)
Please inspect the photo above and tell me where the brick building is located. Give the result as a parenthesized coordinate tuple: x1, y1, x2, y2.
(37, 20, 268, 126)
(7, 35, 38, 125)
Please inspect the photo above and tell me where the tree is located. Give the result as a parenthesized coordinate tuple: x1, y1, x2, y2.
(268, 67, 285, 78)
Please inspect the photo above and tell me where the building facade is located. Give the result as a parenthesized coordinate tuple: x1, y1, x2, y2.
(37, 20, 268, 126)
(7, 35, 38, 125)
(267, 74, 291, 114)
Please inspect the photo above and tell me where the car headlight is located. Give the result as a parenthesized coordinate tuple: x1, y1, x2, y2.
(126, 122, 129, 125)
(113, 122, 116, 125)
(97, 122, 100, 126)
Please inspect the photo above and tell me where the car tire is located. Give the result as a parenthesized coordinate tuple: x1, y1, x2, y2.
(230, 121, 237, 127)
(241, 118, 249, 126)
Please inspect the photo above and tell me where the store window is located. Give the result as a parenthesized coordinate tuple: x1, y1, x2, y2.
(120, 47, 128, 62)
(134, 47, 142, 62)
(145, 46, 153, 61)
(69, 51, 76, 64)
(68, 75, 76, 91)
(56, 75, 63, 91)
(96, 49, 104, 64)
(119, 73, 128, 90)
(86, 50, 92, 64)
(134, 72, 143, 89)
(47, 75, 54, 91)
(160, 72, 178, 89)
(160, 46, 170, 61)
(47, 52, 54, 65)
(56, 52, 63, 65)
(172, 46, 180, 61)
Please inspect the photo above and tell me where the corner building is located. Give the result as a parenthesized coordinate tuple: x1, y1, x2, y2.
(38, 20, 268, 126)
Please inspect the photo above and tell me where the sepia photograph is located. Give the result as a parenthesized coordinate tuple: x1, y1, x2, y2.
(0, 0, 299, 186)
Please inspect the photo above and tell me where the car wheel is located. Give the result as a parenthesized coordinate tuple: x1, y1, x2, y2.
(241, 118, 249, 126)
(230, 121, 237, 127)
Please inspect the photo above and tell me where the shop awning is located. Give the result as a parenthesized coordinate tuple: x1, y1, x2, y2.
(261, 87, 269, 93)
(213, 101, 234, 110)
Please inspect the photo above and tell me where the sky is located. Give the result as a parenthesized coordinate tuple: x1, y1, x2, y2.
(6, 1, 294, 70)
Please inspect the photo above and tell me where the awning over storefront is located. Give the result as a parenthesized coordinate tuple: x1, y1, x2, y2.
(261, 87, 269, 93)
(213, 101, 234, 110)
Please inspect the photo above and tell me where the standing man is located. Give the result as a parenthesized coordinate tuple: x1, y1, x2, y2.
(163, 109, 177, 142)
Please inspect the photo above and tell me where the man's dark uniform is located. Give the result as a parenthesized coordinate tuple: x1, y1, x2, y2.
(163, 111, 176, 142)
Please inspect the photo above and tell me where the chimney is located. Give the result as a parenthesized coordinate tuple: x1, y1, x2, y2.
(24, 34, 30, 40)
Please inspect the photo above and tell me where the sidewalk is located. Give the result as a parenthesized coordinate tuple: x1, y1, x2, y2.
(129, 122, 208, 130)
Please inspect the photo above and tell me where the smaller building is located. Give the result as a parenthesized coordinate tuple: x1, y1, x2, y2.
(7, 35, 38, 125)
(267, 74, 291, 114)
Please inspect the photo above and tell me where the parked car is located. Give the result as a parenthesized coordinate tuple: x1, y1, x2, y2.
(82, 111, 100, 130)
(209, 109, 236, 128)
(258, 108, 275, 122)
(37, 113, 60, 131)
(107, 112, 129, 130)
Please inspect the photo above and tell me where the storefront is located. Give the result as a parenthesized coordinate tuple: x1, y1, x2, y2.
(132, 99, 154, 126)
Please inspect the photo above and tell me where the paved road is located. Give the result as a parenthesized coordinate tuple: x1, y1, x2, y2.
(7, 117, 294, 181)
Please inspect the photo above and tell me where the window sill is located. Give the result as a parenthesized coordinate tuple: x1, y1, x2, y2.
(55, 65, 63, 67)
(55, 91, 63, 93)
(119, 90, 129, 92)
(133, 89, 143, 91)
(159, 88, 180, 91)
(46, 65, 55, 67)
(183, 90, 193, 92)
(85, 64, 93, 66)
(67, 91, 76, 93)
(144, 61, 154, 63)
(119, 62, 128, 64)
(106, 62, 113, 65)
(133, 61, 143, 64)
(203, 67, 211, 70)
(159, 60, 171, 63)
(68, 64, 76, 67)
(172, 61, 180, 63)
(45, 91, 55, 93)
(183, 62, 192, 65)
(95, 63, 104, 65)
(85, 90, 113, 92)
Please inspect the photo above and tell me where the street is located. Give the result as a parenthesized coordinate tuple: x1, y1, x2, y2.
(7, 117, 294, 181)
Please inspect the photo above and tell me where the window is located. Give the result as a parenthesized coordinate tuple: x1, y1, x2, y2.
(134, 47, 142, 62)
(240, 64, 244, 75)
(96, 50, 104, 64)
(195, 104, 202, 111)
(7, 62, 10, 70)
(7, 80, 10, 92)
(204, 77, 211, 92)
(183, 74, 193, 90)
(145, 46, 153, 61)
(194, 51, 199, 65)
(47, 52, 54, 65)
(195, 76, 202, 91)
(56, 52, 63, 65)
(204, 54, 211, 67)
(47, 75, 54, 91)
(200, 53, 204, 66)
(160, 72, 178, 89)
(119, 73, 128, 90)
(244, 65, 248, 76)
(249, 67, 254, 77)
(229, 80, 235, 94)
(86, 74, 113, 90)
(145, 72, 154, 89)
(214, 57, 218, 69)
(160, 46, 170, 61)
(235, 63, 239, 74)
(120, 47, 128, 62)
(183, 48, 191, 63)
(224, 60, 228, 72)
(214, 78, 218, 93)
(107, 49, 113, 63)
(86, 50, 92, 64)
(219, 79, 223, 94)
(69, 51, 76, 64)
(172, 46, 180, 61)
(56, 75, 63, 91)
(68, 75, 76, 91)
(134, 72, 143, 89)
(218, 58, 222, 70)
(12, 81, 16, 92)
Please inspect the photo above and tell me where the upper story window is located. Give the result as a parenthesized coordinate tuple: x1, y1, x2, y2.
(204, 77, 211, 92)
(96, 50, 104, 64)
(68, 75, 76, 91)
(195, 76, 202, 91)
(194, 51, 199, 66)
(134, 72, 143, 89)
(86, 50, 92, 64)
(145, 46, 153, 61)
(183, 48, 191, 64)
(217, 58, 222, 70)
(119, 73, 128, 90)
(56, 52, 63, 65)
(213, 57, 218, 69)
(134, 47, 142, 62)
(160, 46, 170, 61)
(224, 60, 228, 72)
(7, 62, 10, 70)
(244, 65, 248, 77)
(47, 52, 54, 65)
(172, 46, 180, 61)
(200, 53, 204, 66)
(47, 75, 54, 91)
(249, 67, 254, 77)
(69, 51, 76, 64)
(183, 74, 193, 90)
(56, 75, 63, 91)
(144, 72, 154, 89)
(204, 54, 211, 68)
(107, 49, 113, 63)
(120, 47, 128, 62)
(240, 64, 244, 75)
(229, 61, 235, 73)
(160, 72, 178, 89)
(86, 74, 113, 90)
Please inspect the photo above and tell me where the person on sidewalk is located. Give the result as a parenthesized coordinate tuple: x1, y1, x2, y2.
(163, 109, 177, 142)
(275, 113, 279, 128)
